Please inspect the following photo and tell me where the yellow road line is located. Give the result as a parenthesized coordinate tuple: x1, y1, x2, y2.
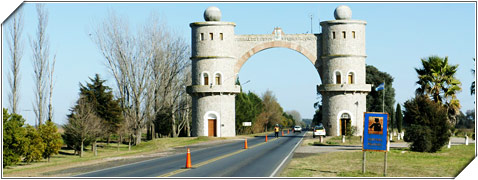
(158, 137, 280, 177)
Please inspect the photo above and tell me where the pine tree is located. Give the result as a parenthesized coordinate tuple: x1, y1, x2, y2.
(79, 74, 123, 142)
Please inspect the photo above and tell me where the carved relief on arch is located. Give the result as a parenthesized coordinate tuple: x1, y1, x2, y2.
(234, 41, 318, 74)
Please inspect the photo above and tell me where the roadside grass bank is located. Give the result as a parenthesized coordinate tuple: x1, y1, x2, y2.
(2, 136, 225, 177)
(280, 144, 474, 177)
(302, 134, 406, 147)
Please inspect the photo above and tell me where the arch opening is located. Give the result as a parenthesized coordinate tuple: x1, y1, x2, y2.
(235, 41, 320, 78)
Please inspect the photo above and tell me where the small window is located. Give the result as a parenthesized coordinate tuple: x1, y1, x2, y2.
(215, 73, 221, 85)
(348, 72, 354, 84)
(352, 31, 356, 39)
(341, 113, 350, 119)
(209, 33, 213, 40)
(220, 33, 223, 40)
(200, 33, 204, 41)
(342, 31, 346, 38)
(335, 72, 341, 84)
(332, 32, 336, 39)
(203, 73, 209, 85)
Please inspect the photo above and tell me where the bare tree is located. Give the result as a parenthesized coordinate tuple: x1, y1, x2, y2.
(91, 12, 192, 142)
(6, 8, 24, 114)
(90, 11, 153, 145)
(31, 4, 53, 127)
(64, 97, 102, 157)
(47, 56, 56, 122)
(286, 110, 302, 125)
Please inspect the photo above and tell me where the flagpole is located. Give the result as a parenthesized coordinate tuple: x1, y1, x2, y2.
(382, 80, 385, 112)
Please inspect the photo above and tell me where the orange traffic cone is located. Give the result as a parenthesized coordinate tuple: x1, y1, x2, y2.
(244, 139, 248, 149)
(185, 148, 192, 168)
(265, 134, 268, 142)
(282, 131, 284, 136)
(288, 129, 290, 134)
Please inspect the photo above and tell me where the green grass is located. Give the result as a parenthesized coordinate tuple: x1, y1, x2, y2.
(2, 136, 221, 177)
(280, 145, 475, 177)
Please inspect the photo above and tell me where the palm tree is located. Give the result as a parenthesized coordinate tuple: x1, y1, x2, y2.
(415, 56, 462, 125)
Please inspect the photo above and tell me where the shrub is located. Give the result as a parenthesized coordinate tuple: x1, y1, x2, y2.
(2, 109, 27, 167)
(39, 121, 63, 162)
(23, 125, 45, 163)
(403, 95, 451, 152)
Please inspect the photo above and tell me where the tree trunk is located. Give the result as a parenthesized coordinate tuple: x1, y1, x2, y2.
(186, 108, 190, 137)
(128, 134, 132, 151)
(135, 129, 142, 145)
(147, 123, 151, 140)
(80, 140, 84, 158)
(107, 134, 111, 146)
(117, 137, 120, 151)
(172, 113, 178, 137)
(94, 140, 98, 156)
(151, 123, 156, 139)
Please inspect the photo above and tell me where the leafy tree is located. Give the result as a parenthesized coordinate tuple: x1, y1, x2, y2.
(23, 125, 45, 163)
(3, 108, 27, 167)
(312, 106, 323, 126)
(415, 56, 461, 126)
(366, 65, 396, 116)
(395, 103, 403, 133)
(39, 121, 62, 162)
(236, 91, 264, 134)
(256, 90, 283, 132)
(281, 112, 295, 128)
(79, 74, 123, 143)
(403, 95, 451, 152)
(236, 92, 251, 134)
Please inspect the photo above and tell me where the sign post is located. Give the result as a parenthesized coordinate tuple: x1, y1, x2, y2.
(362, 112, 389, 176)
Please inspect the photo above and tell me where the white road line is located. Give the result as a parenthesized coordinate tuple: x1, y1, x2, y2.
(269, 131, 306, 177)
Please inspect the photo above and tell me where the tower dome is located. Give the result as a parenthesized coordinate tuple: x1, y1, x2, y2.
(334, 5, 352, 20)
(204, 6, 222, 21)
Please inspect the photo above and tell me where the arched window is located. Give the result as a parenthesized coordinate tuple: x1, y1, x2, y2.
(335, 71, 341, 84)
(203, 73, 209, 85)
(215, 73, 222, 85)
(348, 72, 354, 84)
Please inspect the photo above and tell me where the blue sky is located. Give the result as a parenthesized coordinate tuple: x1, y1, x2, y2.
(1, 2, 476, 126)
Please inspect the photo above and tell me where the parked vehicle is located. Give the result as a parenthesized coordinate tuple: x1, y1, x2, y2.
(313, 124, 326, 138)
(293, 126, 302, 133)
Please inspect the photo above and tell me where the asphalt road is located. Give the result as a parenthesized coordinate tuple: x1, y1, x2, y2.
(76, 131, 306, 177)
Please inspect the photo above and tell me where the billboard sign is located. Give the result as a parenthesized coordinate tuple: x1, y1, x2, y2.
(363, 112, 388, 152)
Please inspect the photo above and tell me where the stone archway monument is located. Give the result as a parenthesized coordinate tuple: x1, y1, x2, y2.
(187, 5, 371, 137)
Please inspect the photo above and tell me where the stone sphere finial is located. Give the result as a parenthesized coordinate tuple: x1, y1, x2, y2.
(204, 6, 221, 21)
(334, 5, 352, 20)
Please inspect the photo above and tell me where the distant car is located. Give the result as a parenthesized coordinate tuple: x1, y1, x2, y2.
(313, 124, 326, 138)
(293, 126, 302, 133)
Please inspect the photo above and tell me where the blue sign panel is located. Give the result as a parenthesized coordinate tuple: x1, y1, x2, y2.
(363, 112, 388, 152)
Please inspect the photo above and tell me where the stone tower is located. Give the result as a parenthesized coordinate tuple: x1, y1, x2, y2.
(318, 5, 370, 136)
(187, 7, 240, 137)
(188, 5, 370, 137)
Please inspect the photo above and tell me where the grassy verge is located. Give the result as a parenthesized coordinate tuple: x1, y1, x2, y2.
(281, 145, 475, 177)
(2, 136, 221, 177)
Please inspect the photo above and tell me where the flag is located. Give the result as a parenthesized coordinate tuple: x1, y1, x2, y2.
(375, 83, 385, 91)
